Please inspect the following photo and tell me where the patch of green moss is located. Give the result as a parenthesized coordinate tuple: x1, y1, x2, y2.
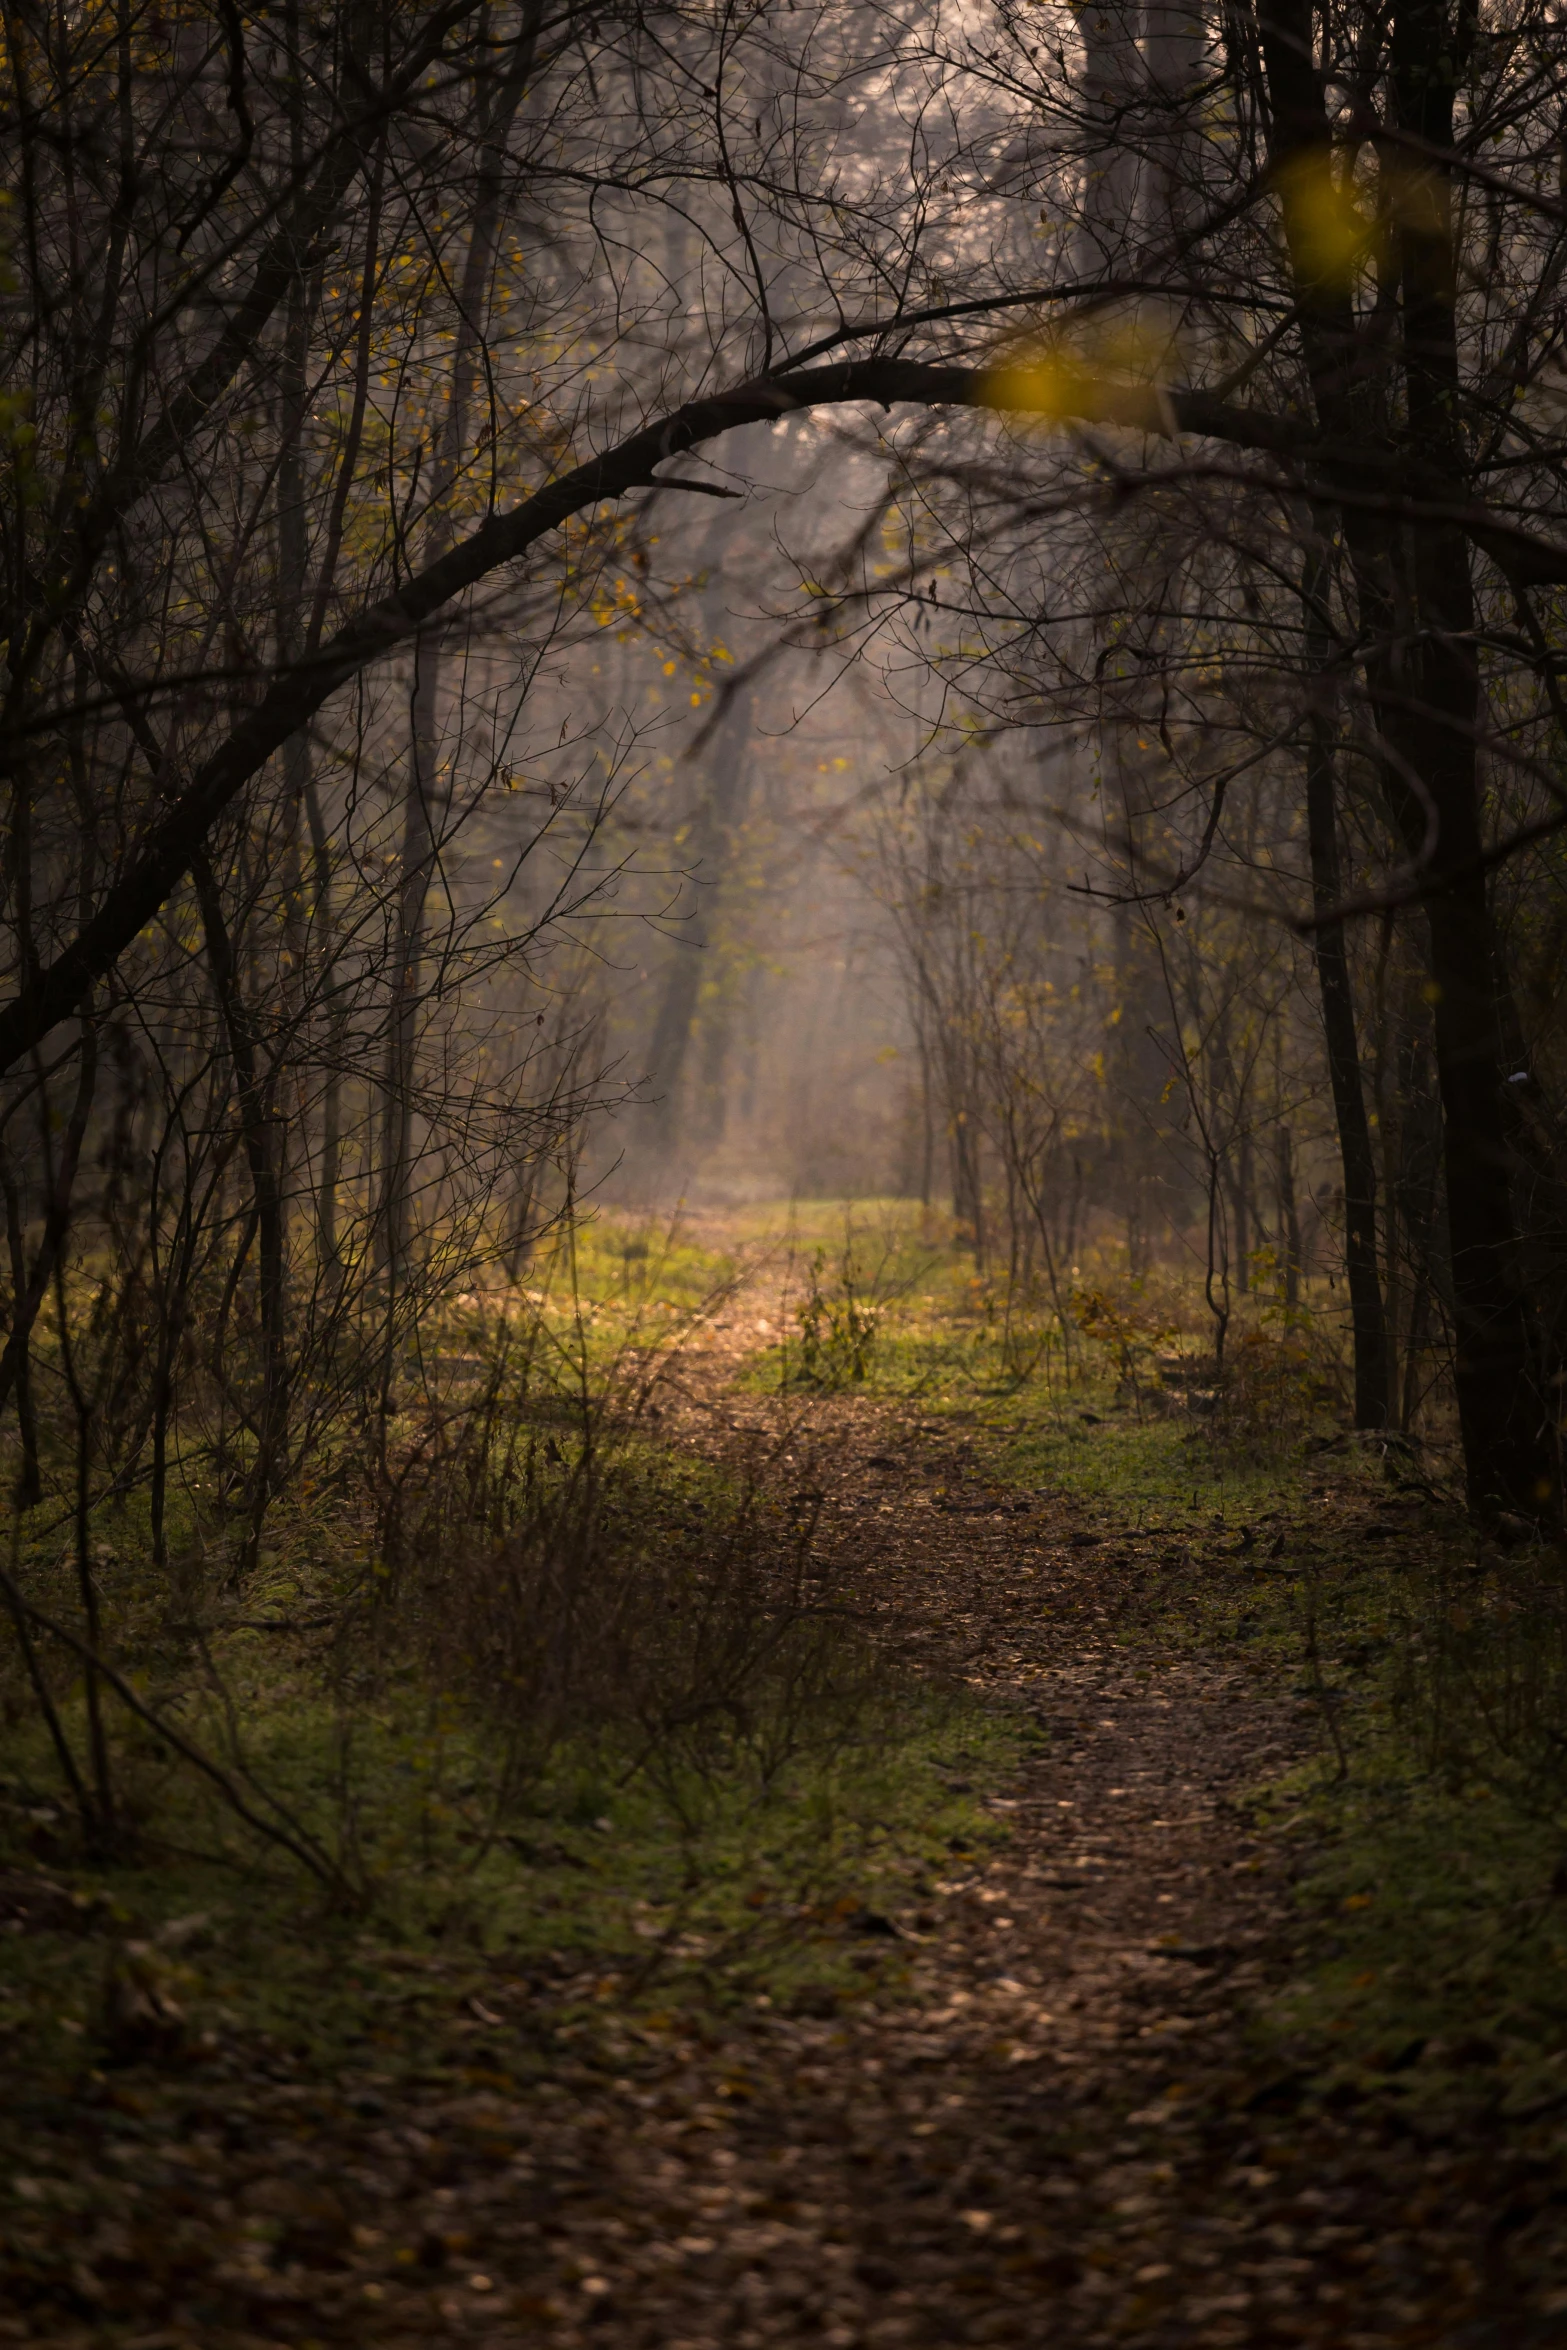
(0, 1683, 1022, 2095)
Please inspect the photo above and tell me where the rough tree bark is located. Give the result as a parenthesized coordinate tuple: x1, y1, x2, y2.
(3, 280, 1566, 1517)
(379, 14, 538, 1291)
(1258, 0, 1556, 1518)
(644, 674, 758, 1163)
(1301, 547, 1389, 1429)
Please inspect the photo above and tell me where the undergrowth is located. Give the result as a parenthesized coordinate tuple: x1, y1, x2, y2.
(8, 1196, 1563, 2150)
(1007, 1399, 1567, 2122)
(0, 1686, 1019, 2091)
(0, 1209, 1023, 2097)
(736, 1205, 1567, 2124)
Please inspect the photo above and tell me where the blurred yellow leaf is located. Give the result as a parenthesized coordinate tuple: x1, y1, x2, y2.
(1274, 152, 1381, 290)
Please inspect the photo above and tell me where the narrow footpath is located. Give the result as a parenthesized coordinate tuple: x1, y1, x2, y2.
(545, 1394, 1550, 2350)
(4, 1394, 1563, 2348)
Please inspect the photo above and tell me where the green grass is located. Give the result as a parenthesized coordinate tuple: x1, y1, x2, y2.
(0, 1281, 1029, 2101)
(431, 1210, 742, 1396)
(601, 1209, 1563, 2113)
(1254, 1760, 1567, 2119)
(8, 1204, 1558, 2146)
(970, 1348, 1567, 2114)
(723, 1213, 1567, 2118)
(997, 1408, 1317, 1517)
(547, 1207, 739, 1319)
(0, 1677, 1023, 2094)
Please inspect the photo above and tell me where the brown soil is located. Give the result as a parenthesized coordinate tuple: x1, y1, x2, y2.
(2, 1377, 1562, 2348)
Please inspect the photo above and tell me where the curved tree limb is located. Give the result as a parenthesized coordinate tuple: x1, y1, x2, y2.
(5, 352, 1567, 1077)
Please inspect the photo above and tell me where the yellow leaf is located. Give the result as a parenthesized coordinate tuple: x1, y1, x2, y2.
(1273, 152, 1381, 291)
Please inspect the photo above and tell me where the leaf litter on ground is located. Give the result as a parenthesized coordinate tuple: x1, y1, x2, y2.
(4, 1269, 1567, 2347)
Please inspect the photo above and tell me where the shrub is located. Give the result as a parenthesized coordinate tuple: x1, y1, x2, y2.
(784, 1244, 884, 1391)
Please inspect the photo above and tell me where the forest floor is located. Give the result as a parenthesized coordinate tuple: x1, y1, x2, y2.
(4, 1252, 1567, 2347)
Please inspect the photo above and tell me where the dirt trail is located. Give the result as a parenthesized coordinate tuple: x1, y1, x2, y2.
(5, 1368, 1561, 2348)
(536, 1360, 1548, 2350)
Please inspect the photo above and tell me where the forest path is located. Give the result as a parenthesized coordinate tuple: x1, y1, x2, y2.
(4, 1358, 1554, 2348)
(561, 1348, 1537, 2350)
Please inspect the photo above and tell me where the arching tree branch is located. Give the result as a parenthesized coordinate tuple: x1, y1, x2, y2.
(4, 351, 1566, 1077)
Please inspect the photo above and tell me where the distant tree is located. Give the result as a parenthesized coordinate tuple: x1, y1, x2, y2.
(4, 0, 1566, 1524)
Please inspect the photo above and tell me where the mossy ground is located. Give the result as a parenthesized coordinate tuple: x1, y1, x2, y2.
(5, 1208, 1567, 2343)
(723, 1202, 1567, 2122)
(1, 1205, 1022, 2101)
(0, 1688, 1020, 2102)
(4, 1203, 1563, 2211)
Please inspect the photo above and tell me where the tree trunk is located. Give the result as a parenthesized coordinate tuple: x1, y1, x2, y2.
(2, 1163, 43, 1507)
(1259, 0, 1555, 1518)
(644, 677, 757, 1163)
(1232, 1130, 1252, 1296)
(1301, 557, 1389, 1427)
(1278, 1126, 1302, 1314)
(378, 29, 536, 1290)
(191, 851, 288, 1556)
